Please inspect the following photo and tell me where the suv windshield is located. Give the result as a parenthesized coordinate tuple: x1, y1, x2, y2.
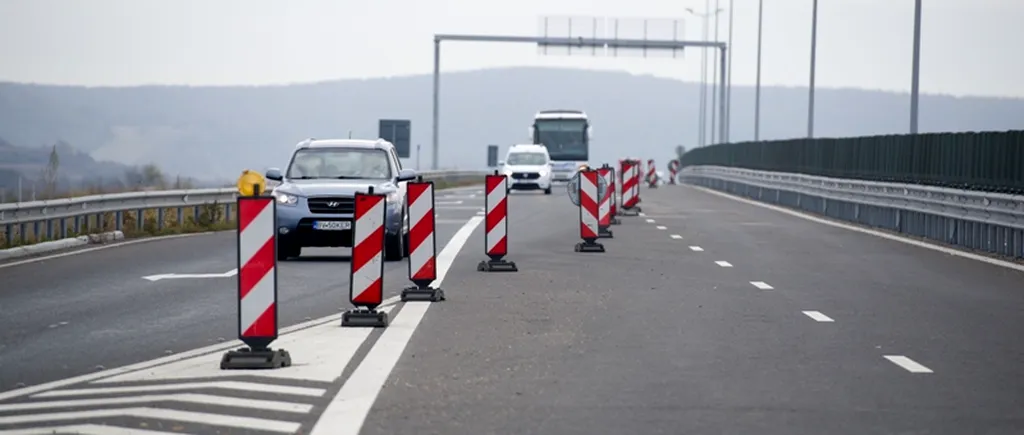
(506, 152, 548, 166)
(286, 148, 392, 180)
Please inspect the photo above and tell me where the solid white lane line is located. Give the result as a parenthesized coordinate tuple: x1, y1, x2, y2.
(33, 381, 325, 399)
(0, 393, 312, 413)
(0, 424, 184, 435)
(309, 216, 483, 435)
(802, 311, 835, 322)
(884, 355, 933, 373)
(715, 261, 733, 268)
(0, 407, 300, 432)
(656, 225, 667, 230)
(750, 281, 774, 290)
(670, 234, 683, 239)
(689, 246, 704, 251)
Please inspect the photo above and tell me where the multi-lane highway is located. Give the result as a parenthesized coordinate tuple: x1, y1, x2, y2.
(1, 183, 1023, 434)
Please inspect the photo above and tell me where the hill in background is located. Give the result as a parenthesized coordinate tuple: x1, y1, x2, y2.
(1, 66, 1021, 185)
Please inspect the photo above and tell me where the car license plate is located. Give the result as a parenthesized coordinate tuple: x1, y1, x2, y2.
(312, 220, 351, 231)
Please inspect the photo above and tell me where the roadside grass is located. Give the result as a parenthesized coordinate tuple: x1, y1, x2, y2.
(1, 180, 482, 249)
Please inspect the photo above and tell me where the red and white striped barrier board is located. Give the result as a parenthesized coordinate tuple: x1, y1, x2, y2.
(607, 165, 621, 224)
(401, 179, 445, 302)
(478, 172, 518, 272)
(619, 159, 640, 213)
(647, 159, 658, 187)
(221, 194, 292, 370)
(668, 159, 681, 184)
(575, 169, 605, 253)
(343, 188, 389, 327)
(596, 166, 614, 237)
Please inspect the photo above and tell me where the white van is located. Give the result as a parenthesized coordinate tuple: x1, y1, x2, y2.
(499, 144, 553, 194)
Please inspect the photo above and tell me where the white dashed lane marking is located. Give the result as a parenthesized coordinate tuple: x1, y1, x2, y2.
(802, 311, 834, 322)
(689, 246, 704, 251)
(750, 281, 773, 290)
(670, 234, 683, 239)
(715, 261, 733, 268)
(884, 355, 933, 373)
(656, 226, 667, 230)
(645, 219, 656, 223)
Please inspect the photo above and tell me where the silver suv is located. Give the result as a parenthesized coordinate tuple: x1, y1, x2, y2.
(265, 138, 417, 261)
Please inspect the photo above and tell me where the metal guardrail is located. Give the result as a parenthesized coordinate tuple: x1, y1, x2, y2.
(681, 165, 1024, 260)
(0, 170, 486, 245)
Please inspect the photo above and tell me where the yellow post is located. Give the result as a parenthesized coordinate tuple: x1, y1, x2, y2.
(236, 170, 266, 197)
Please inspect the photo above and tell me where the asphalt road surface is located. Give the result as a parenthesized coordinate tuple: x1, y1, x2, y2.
(1, 183, 1022, 434)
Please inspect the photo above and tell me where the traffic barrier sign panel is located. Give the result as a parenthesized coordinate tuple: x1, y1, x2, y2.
(343, 188, 389, 327)
(221, 194, 292, 370)
(402, 179, 445, 302)
(575, 169, 606, 253)
(478, 172, 518, 272)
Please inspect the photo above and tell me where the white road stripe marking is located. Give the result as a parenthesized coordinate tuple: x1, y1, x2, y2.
(715, 261, 733, 268)
(33, 381, 325, 398)
(0, 407, 300, 432)
(670, 234, 683, 239)
(802, 311, 834, 322)
(884, 355, 933, 373)
(310, 216, 483, 435)
(94, 306, 398, 384)
(0, 424, 183, 435)
(689, 246, 704, 251)
(638, 212, 646, 216)
(645, 218, 656, 223)
(750, 281, 774, 290)
(656, 225, 667, 230)
(0, 393, 312, 413)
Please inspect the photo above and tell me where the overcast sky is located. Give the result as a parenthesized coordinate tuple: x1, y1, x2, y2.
(0, 0, 1019, 98)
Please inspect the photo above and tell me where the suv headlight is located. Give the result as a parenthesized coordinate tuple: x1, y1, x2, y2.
(274, 191, 299, 206)
(538, 167, 550, 177)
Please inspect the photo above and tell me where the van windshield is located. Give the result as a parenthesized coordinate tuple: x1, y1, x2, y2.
(506, 152, 548, 166)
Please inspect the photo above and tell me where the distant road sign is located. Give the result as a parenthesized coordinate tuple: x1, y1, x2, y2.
(379, 119, 411, 158)
(487, 145, 499, 167)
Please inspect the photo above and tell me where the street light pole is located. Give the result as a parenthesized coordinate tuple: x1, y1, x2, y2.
(910, 0, 922, 134)
(700, 0, 709, 147)
(710, 0, 721, 145)
(808, 0, 818, 139)
(726, 0, 734, 143)
(755, 0, 763, 141)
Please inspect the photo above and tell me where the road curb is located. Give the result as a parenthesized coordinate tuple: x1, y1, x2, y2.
(0, 231, 125, 261)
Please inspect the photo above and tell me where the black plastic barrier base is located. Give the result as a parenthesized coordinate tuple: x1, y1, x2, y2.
(610, 217, 622, 225)
(619, 208, 641, 216)
(220, 347, 292, 370)
(401, 285, 446, 302)
(575, 240, 606, 253)
(598, 227, 614, 238)
(477, 259, 518, 272)
(342, 309, 389, 328)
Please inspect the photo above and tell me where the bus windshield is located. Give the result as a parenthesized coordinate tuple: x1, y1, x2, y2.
(534, 119, 588, 161)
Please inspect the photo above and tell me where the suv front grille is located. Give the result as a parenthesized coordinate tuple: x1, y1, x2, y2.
(511, 172, 540, 180)
(308, 196, 355, 214)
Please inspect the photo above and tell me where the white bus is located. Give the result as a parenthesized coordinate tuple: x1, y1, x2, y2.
(529, 110, 592, 182)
